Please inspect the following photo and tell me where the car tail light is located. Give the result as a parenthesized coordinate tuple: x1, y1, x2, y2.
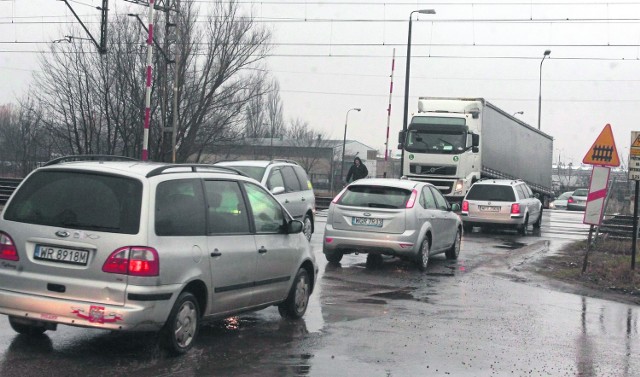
(406, 189, 418, 208)
(0, 232, 18, 261)
(325, 237, 333, 243)
(511, 203, 521, 214)
(332, 187, 348, 204)
(462, 200, 469, 212)
(102, 247, 159, 276)
(567, 197, 574, 204)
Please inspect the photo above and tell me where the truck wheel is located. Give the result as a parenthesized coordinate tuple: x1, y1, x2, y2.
(445, 229, 461, 260)
(9, 316, 47, 336)
(533, 208, 543, 228)
(416, 238, 430, 272)
(278, 268, 310, 319)
(161, 292, 200, 355)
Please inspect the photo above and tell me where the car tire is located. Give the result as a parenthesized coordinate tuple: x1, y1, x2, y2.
(518, 215, 529, 235)
(161, 292, 200, 355)
(278, 268, 310, 319)
(302, 214, 313, 242)
(366, 253, 383, 269)
(416, 237, 430, 272)
(325, 251, 343, 264)
(8, 316, 47, 336)
(445, 229, 461, 260)
(533, 208, 543, 228)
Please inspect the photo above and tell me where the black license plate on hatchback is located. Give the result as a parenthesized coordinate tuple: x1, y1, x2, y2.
(352, 217, 383, 227)
(34, 245, 89, 266)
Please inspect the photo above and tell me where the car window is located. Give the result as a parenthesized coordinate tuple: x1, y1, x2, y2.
(466, 184, 516, 202)
(267, 168, 285, 191)
(293, 165, 312, 191)
(430, 186, 449, 210)
(558, 192, 573, 200)
(421, 186, 436, 209)
(155, 179, 206, 236)
(339, 185, 411, 209)
(4, 170, 142, 234)
(515, 185, 527, 200)
(282, 166, 302, 192)
(524, 184, 534, 197)
(244, 182, 285, 233)
(203, 180, 250, 234)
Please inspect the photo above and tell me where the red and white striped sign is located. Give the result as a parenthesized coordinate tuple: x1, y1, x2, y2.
(583, 166, 610, 225)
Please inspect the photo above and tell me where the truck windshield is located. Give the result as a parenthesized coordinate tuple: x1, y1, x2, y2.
(405, 117, 467, 154)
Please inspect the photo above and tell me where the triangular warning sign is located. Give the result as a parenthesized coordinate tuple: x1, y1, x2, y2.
(632, 134, 640, 148)
(582, 124, 620, 166)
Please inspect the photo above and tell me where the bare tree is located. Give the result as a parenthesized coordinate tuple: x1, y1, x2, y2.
(283, 118, 335, 175)
(0, 97, 47, 176)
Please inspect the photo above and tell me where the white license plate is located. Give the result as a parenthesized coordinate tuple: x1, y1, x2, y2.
(352, 217, 383, 227)
(479, 205, 500, 212)
(34, 245, 89, 266)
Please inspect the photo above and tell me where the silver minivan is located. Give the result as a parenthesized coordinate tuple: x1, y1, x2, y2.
(215, 160, 316, 241)
(0, 156, 317, 354)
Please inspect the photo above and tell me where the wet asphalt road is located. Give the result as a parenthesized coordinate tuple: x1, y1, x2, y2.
(0, 210, 638, 376)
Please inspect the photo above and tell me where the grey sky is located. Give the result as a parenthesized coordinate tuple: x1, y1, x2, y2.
(2, 0, 640, 168)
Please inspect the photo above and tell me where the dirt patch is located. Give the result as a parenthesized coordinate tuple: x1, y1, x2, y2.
(528, 238, 640, 305)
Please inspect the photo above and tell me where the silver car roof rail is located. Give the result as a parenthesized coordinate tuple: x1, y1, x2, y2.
(146, 164, 247, 178)
(43, 155, 138, 167)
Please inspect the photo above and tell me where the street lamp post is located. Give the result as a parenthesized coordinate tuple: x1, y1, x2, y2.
(340, 108, 361, 186)
(400, 9, 436, 177)
(537, 49, 551, 130)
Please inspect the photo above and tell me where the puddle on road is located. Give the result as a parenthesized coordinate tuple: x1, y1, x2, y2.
(496, 239, 528, 250)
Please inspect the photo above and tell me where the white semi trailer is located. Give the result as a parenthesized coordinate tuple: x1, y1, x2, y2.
(398, 97, 554, 205)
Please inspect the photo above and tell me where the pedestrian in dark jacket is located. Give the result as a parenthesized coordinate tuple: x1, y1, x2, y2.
(345, 157, 368, 183)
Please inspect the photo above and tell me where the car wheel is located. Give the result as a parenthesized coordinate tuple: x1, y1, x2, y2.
(366, 253, 383, 269)
(302, 214, 313, 242)
(518, 215, 529, 235)
(325, 251, 343, 264)
(445, 229, 461, 260)
(161, 292, 200, 355)
(278, 268, 310, 319)
(8, 316, 47, 336)
(533, 208, 543, 228)
(416, 237, 430, 272)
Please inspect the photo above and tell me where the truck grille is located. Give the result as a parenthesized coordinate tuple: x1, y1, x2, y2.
(409, 164, 457, 176)
(424, 180, 454, 194)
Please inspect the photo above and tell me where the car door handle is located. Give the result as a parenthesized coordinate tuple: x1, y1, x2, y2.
(301, 197, 306, 201)
(258, 247, 268, 254)
(210, 249, 222, 257)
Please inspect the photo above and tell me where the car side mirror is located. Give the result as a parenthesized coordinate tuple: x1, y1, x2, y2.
(471, 133, 480, 153)
(450, 203, 461, 212)
(287, 219, 304, 234)
(271, 186, 285, 195)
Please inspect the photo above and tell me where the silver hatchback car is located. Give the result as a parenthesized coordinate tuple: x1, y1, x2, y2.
(323, 178, 462, 270)
(0, 156, 317, 355)
(460, 179, 543, 234)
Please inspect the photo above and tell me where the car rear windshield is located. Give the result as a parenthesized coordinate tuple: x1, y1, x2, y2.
(3, 170, 143, 234)
(338, 185, 411, 208)
(466, 184, 516, 202)
(572, 189, 588, 196)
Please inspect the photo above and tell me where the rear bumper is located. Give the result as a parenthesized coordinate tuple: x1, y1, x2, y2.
(323, 225, 419, 257)
(0, 285, 180, 332)
(461, 213, 525, 228)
